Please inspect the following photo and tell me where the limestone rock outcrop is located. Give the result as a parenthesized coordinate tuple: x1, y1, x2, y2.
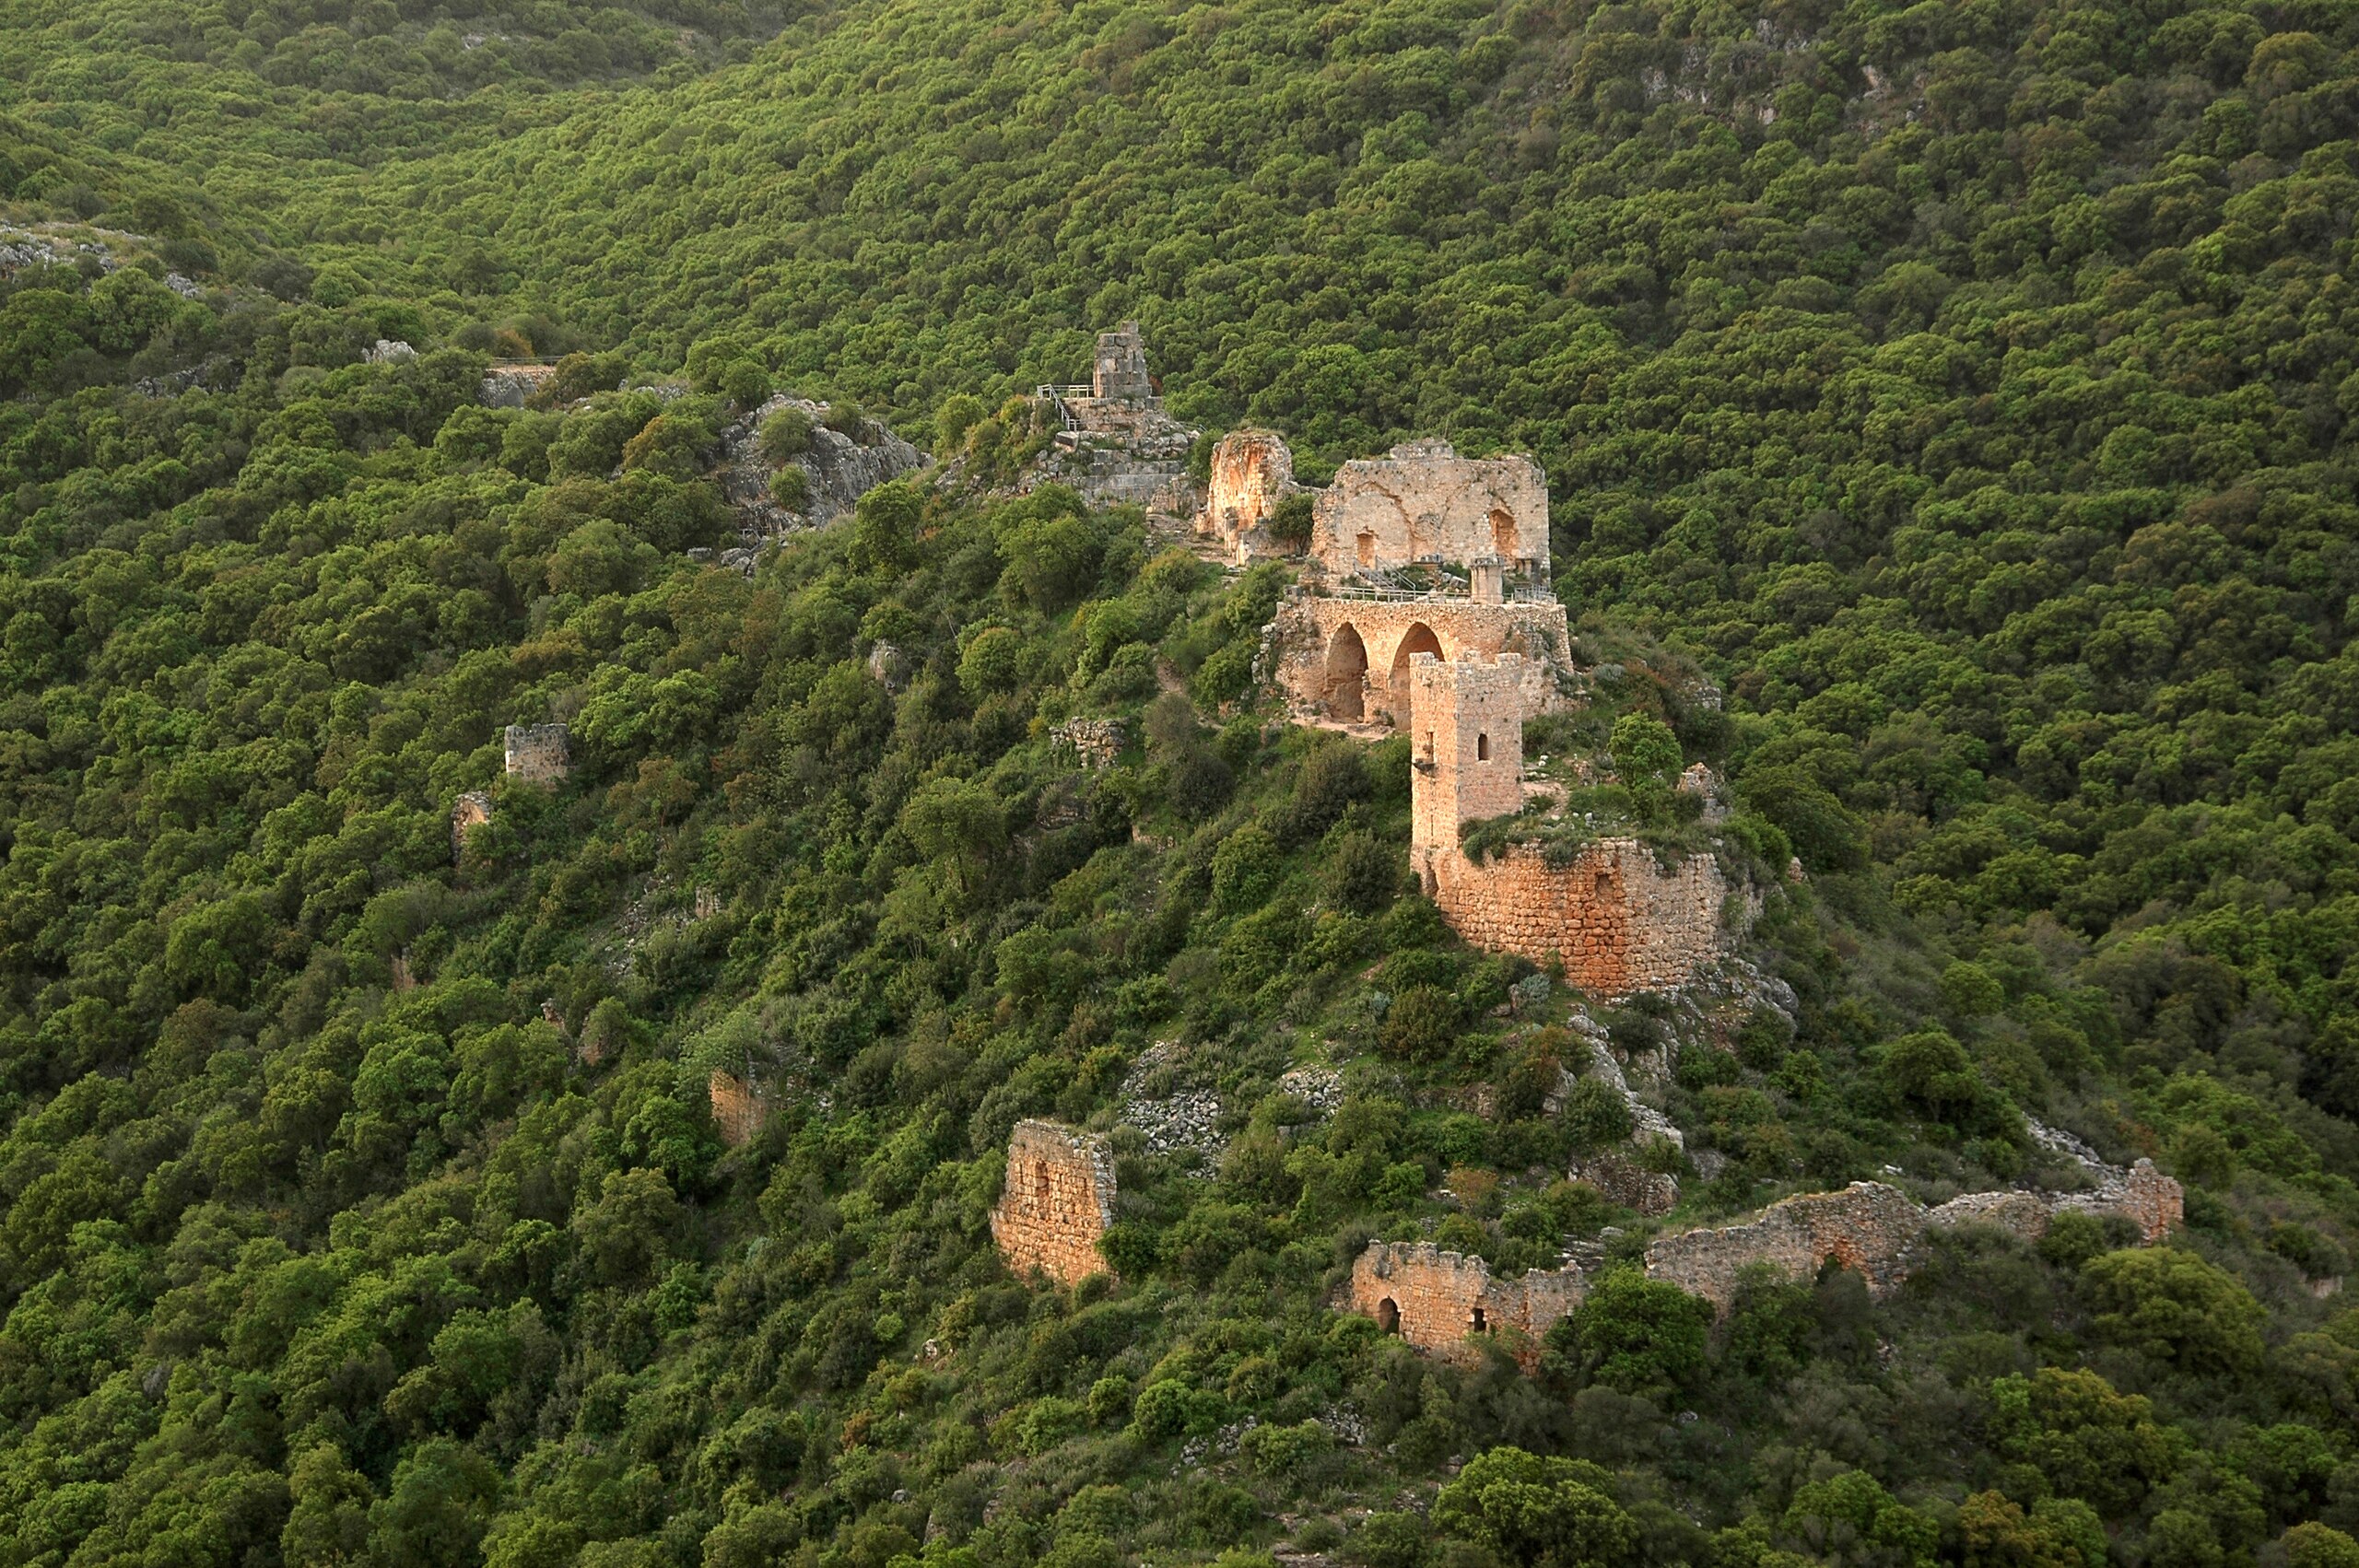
(451, 791, 492, 862)
(715, 395, 925, 549)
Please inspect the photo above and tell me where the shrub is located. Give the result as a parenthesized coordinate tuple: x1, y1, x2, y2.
(1380, 985, 1460, 1061)
(769, 464, 810, 510)
(758, 404, 813, 463)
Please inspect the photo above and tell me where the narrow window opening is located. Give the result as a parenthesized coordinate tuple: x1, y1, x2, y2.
(1477, 732, 1490, 761)
(1034, 1162, 1051, 1202)
(1356, 531, 1376, 568)
(1423, 731, 1436, 762)
(1472, 1305, 1487, 1332)
(1594, 871, 1613, 896)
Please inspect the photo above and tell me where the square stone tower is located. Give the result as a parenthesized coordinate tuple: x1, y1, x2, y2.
(1409, 653, 1526, 868)
(1091, 322, 1154, 401)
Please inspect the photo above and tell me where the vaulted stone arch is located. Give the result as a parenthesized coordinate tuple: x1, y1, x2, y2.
(1385, 622, 1443, 725)
(1323, 623, 1368, 720)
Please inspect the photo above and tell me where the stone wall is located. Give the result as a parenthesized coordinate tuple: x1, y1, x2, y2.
(1051, 718, 1126, 769)
(1344, 1161, 2188, 1356)
(504, 723, 570, 784)
(992, 1120, 1119, 1287)
(1643, 1182, 1926, 1306)
(709, 1071, 769, 1148)
(1200, 429, 1297, 547)
(1430, 838, 1732, 1001)
(1408, 653, 1529, 852)
(451, 791, 493, 863)
(1263, 594, 1575, 724)
(1311, 440, 1550, 579)
(1345, 1242, 1582, 1371)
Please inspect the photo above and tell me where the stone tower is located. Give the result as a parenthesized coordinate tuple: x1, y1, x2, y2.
(1091, 322, 1154, 402)
(1409, 653, 1526, 887)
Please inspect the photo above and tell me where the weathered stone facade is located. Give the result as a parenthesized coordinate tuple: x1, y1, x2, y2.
(1346, 1241, 1587, 1372)
(1199, 429, 1297, 552)
(451, 791, 493, 863)
(1311, 440, 1550, 579)
(1264, 595, 1576, 725)
(1405, 654, 1731, 999)
(992, 1119, 1119, 1287)
(1051, 718, 1126, 769)
(1343, 1160, 2189, 1362)
(1092, 322, 1155, 401)
(504, 723, 570, 784)
(709, 1071, 769, 1148)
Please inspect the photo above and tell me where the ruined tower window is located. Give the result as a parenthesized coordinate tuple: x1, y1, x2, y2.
(1423, 731, 1436, 763)
(1490, 508, 1518, 558)
(1472, 1306, 1487, 1332)
(1378, 1297, 1400, 1334)
(1034, 1162, 1051, 1203)
(1356, 531, 1376, 568)
(1477, 732, 1490, 761)
(1595, 871, 1613, 897)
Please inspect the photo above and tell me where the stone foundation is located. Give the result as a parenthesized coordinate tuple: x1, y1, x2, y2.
(1427, 839, 1731, 1001)
(992, 1120, 1119, 1287)
(504, 723, 570, 784)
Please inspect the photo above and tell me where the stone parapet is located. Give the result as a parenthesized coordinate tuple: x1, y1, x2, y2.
(992, 1119, 1119, 1287)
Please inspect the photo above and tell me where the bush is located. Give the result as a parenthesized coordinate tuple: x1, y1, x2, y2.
(1549, 1268, 1710, 1395)
(1380, 985, 1461, 1062)
(2079, 1248, 2265, 1375)
(769, 464, 810, 510)
(758, 404, 813, 463)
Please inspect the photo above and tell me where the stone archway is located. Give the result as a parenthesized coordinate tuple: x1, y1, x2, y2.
(1324, 624, 1368, 720)
(1378, 1297, 1400, 1334)
(1387, 622, 1443, 725)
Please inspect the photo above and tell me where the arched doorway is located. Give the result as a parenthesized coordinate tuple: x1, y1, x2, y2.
(1377, 1297, 1400, 1334)
(1490, 507, 1519, 559)
(1388, 623, 1443, 726)
(1324, 624, 1368, 720)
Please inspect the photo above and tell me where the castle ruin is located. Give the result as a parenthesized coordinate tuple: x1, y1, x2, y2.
(1343, 1160, 2183, 1364)
(991, 1119, 1119, 1287)
(1033, 324, 1198, 523)
(1217, 431, 1574, 724)
(451, 791, 492, 863)
(1407, 653, 1731, 998)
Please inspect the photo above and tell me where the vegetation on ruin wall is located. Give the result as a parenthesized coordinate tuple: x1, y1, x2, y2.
(7, 0, 2359, 1565)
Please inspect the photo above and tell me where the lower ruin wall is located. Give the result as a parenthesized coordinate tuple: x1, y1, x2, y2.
(992, 1119, 1120, 1287)
(1343, 1161, 2184, 1363)
(1428, 838, 1731, 1001)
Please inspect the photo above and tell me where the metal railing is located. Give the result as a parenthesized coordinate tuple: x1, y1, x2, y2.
(1035, 383, 1092, 433)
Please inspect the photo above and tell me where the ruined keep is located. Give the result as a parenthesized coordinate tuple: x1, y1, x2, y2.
(1311, 439, 1551, 580)
(1344, 1161, 2185, 1363)
(1407, 653, 1731, 999)
(992, 1119, 1119, 1287)
(504, 723, 570, 784)
(1091, 322, 1155, 401)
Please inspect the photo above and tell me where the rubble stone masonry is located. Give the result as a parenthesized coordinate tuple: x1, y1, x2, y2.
(504, 723, 570, 784)
(1432, 838, 1731, 1001)
(992, 1120, 1119, 1287)
(1346, 1242, 1586, 1372)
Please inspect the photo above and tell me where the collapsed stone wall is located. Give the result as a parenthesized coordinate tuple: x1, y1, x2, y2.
(504, 723, 570, 784)
(1431, 838, 1732, 1001)
(1263, 594, 1576, 724)
(1311, 439, 1550, 579)
(709, 1071, 769, 1148)
(1344, 1160, 2188, 1361)
(992, 1120, 1119, 1287)
(1051, 718, 1126, 769)
(451, 791, 493, 863)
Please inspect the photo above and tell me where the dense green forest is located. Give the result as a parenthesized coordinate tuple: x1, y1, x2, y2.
(10, 0, 2359, 1564)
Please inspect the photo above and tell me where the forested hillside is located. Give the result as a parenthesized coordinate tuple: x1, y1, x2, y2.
(8, 1, 2359, 1566)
